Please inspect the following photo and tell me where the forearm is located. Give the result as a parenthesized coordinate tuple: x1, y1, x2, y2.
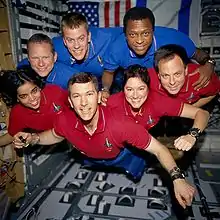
(32, 129, 64, 145)
(102, 70, 115, 90)
(0, 133, 13, 147)
(146, 137, 177, 173)
(192, 48, 211, 65)
(192, 109, 210, 132)
(192, 96, 216, 108)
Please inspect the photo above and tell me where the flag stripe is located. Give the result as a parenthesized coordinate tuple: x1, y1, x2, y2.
(126, 0, 131, 11)
(115, 1, 120, 26)
(178, 0, 192, 34)
(104, 2, 110, 27)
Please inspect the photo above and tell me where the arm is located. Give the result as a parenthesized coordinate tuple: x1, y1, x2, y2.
(191, 48, 215, 90)
(0, 133, 13, 147)
(180, 104, 209, 132)
(174, 104, 210, 151)
(145, 137, 195, 208)
(192, 95, 216, 108)
(101, 70, 115, 104)
(13, 129, 64, 148)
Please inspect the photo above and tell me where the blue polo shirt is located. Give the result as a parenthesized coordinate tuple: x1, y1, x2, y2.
(52, 27, 123, 79)
(103, 26, 196, 71)
(17, 59, 79, 90)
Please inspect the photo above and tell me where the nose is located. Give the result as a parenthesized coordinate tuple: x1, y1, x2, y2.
(28, 93, 35, 101)
(73, 40, 80, 49)
(136, 34, 144, 44)
(81, 96, 88, 106)
(38, 58, 44, 67)
(169, 76, 175, 85)
(132, 90, 138, 99)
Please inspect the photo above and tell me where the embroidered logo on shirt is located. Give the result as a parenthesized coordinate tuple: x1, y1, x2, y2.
(187, 92, 195, 103)
(53, 103, 61, 112)
(104, 137, 113, 152)
(147, 115, 154, 125)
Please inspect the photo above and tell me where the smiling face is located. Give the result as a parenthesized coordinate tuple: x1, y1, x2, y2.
(158, 55, 187, 95)
(17, 81, 41, 110)
(68, 81, 101, 123)
(125, 18, 153, 56)
(124, 77, 148, 110)
(28, 42, 57, 77)
(63, 24, 91, 61)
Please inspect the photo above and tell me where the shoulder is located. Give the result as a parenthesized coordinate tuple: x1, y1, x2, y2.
(107, 92, 124, 107)
(10, 104, 26, 117)
(52, 36, 63, 45)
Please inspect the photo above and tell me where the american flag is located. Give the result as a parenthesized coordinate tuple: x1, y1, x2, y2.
(66, 0, 146, 27)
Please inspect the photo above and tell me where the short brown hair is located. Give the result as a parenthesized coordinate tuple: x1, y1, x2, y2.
(61, 12, 88, 34)
(68, 72, 99, 94)
(27, 33, 55, 55)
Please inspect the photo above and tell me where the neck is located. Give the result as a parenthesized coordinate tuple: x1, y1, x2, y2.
(84, 107, 99, 135)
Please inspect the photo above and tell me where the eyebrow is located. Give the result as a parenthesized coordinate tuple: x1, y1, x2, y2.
(18, 86, 38, 96)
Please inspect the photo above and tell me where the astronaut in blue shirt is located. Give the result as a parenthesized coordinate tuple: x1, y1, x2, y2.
(53, 12, 123, 86)
(101, 7, 215, 102)
(17, 34, 79, 90)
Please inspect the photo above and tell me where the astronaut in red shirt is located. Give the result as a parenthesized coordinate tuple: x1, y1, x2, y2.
(107, 65, 209, 151)
(13, 72, 195, 209)
(149, 44, 219, 107)
(0, 68, 68, 146)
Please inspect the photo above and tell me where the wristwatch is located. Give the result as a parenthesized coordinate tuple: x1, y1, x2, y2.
(188, 127, 201, 141)
(206, 58, 216, 66)
(169, 167, 185, 181)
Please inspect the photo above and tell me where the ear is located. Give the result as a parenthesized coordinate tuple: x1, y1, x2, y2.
(97, 91, 101, 104)
(68, 97, 74, 108)
(54, 52, 58, 62)
(63, 37, 67, 47)
(88, 32, 91, 43)
(157, 73, 161, 80)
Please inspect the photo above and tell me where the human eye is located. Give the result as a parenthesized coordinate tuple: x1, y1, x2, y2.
(126, 87, 132, 92)
(72, 94, 79, 99)
(143, 31, 151, 37)
(87, 92, 94, 96)
(175, 72, 181, 77)
(66, 38, 73, 43)
(79, 36, 85, 42)
(129, 33, 136, 38)
(31, 87, 39, 94)
(18, 94, 28, 99)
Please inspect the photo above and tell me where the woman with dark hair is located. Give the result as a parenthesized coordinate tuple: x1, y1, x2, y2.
(0, 67, 68, 146)
(107, 64, 209, 153)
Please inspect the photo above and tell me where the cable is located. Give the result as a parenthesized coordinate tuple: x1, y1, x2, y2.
(190, 164, 213, 220)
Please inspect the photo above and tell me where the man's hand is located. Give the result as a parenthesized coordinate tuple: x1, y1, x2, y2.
(173, 178, 196, 209)
(192, 63, 214, 90)
(174, 134, 196, 151)
(13, 132, 32, 148)
(100, 90, 110, 106)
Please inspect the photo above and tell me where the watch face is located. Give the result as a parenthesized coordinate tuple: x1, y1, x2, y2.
(191, 130, 198, 136)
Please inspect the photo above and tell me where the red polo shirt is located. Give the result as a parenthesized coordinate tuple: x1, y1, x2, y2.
(53, 106, 151, 159)
(8, 85, 68, 136)
(107, 91, 184, 130)
(148, 63, 219, 104)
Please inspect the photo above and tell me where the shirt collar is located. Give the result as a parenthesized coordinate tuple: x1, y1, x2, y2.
(75, 106, 106, 134)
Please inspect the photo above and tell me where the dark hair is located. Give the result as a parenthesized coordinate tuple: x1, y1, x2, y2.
(68, 72, 99, 93)
(0, 67, 45, 106)
(27, 33, 55, 55)
(123, 64, 150, 88)
(154, 44, 190, 72)
(61, 12, 88, 34)
(123, 7, 155, 32)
